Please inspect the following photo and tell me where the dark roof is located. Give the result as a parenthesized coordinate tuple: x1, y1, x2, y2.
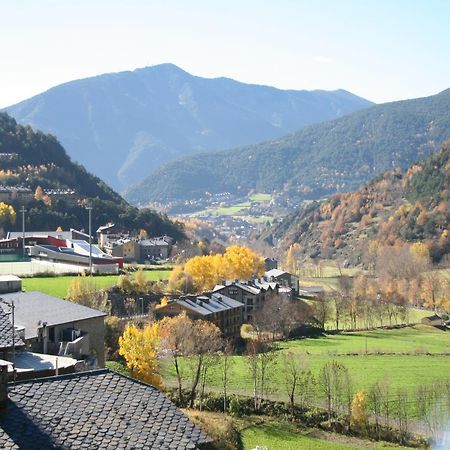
(168, 293, 244, 317)
(0, 311, 24, 350)
(0, 369, 210, 449)
(0, 292, 106, 340)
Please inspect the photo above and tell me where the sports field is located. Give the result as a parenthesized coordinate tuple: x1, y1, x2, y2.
(22, 270, 171, 298)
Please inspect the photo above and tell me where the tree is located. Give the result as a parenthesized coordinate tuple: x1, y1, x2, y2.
(138, 228, 148, 240)
(66, 274, 109, 312)
(104, 315, 125, 360)
(168, 267, 194, 293)
(350, 390, 368, 430)
(0, 202, 16, 227)
(34, 185, 44, 201)
(159, 312, 193, 401)
(223, 245, 265, 280)
(133, 268, 148, 293)
(220, 339, 234, 412)
(320, 360, 351, 419)
(118, 322, 161, 387)
(312, 295, 331, 330)
(282, 351, 309, 411)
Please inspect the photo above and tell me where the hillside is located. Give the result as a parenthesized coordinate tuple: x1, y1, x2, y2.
(3, 64, 372, 191)
(258, 141, 450, 264)
(0, 113, 183, 238)
(127, 88, 450, 207)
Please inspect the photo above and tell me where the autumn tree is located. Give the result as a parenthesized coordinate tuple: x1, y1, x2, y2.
(350, 390, 368, 430)
(118, 322, 161, 387)
(282, 351, 310, 411)
(104, 316, 125, 359)
(133, 268, 148, 293)
(0, 202, 16, 227)
(34, 185, 44, 201)
(66, 274, 109, 312)
(168, 267, 194, 293)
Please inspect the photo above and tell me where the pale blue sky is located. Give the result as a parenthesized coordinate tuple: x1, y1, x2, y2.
(1, 0, 449, 107)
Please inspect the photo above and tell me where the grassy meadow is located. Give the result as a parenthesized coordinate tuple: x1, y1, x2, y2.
(22, 270, 171, 298)
(162, 325, 450, 418)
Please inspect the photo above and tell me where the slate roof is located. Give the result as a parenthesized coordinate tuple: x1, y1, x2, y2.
(0, 311, 24, 350)
(265, 269, 288, 278)
(168, 293, 244, 317)
(0, 292, 106, 340)
(0, 369, 210, 449)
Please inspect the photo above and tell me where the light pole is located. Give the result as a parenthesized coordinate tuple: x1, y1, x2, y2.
(0, 298, 16, 375)
(86, 206, 93, 275)
(139, 297, 144, 316)
(20, 206, 26, 260)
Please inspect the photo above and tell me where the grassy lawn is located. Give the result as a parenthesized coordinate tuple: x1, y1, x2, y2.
(239, 418, 411, 450)
(22, 270, 171, 298)
(162, 326, 450, 417)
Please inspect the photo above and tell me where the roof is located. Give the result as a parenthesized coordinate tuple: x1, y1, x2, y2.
(11, 352, 77, 374)
(0, 276, 21, 283)
(96, 223, 115, 233)
(0, 292, 106, 340)
(265, 269, 288, 278)
(7, 231, 72, 240)
(0, 310, 24, 349)
(167, 293, 244, 317)
(0, 369, 210, 449)
(213, 280, 276, 296)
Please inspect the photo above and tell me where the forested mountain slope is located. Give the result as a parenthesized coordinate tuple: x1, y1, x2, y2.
(127, 88, 450, 206)
(3, 64, 372, 191)
(259, 141, 450, 265)
(0, 113, 183, 238)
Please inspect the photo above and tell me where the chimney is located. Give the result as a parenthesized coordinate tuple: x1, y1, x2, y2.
(0, 360, 10, 408)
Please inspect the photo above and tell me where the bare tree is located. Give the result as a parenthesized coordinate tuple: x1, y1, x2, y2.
(246, 339, 277, 411)
(313, 295, 332, 330)
(282, 351, 309, 412)
(221, 339, 234, 412)
(320, 360, 350, 419)
(368, 382, 383, 439)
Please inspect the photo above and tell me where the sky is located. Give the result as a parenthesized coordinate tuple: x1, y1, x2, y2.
(1, 0, 449, 108)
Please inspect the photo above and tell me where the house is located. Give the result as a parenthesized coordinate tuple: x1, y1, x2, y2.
(0, 185, 33, 203)
(0, 369, 211, 449)
(140, 236, 173, 261)
(213, 280, 279, 323)
(265, 268, 299, 295)
(104, 238, 141, 261)
(96, 223, 128, 248)
(156, 293, 244, 337)
(0, 291, 106, 368)
(0, 304, 78, 380)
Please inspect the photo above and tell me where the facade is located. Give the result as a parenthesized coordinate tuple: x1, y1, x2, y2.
(104, 238, 140, 261)
(0, 185, 33, 203)
(156, 293, 244, 337)
(0, 291, 106, 368)
(0, 369, 211, 449)
(0, 276, 21, 294)
(139, 236, 172, 261)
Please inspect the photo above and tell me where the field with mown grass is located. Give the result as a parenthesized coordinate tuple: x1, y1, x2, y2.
(162, 325, 450, 418)
(22, 270, 171, 298)
(183, 410, 413, 450)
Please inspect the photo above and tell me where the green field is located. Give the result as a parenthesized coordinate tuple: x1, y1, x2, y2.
(248, 193, 271, 202)
(239, 418, 411, 450)
(162, 325, 450, 417)
(22, 270, 171, 298)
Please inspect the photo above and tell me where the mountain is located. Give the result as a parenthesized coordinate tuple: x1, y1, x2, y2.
(258, 141, 450, 265)
(0, 113, 183, 238)
(3, 64, 372, 191)
(127, 88, 450, 207)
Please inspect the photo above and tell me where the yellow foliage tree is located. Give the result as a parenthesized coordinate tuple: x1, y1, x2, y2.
(0, 202, 16, 226)
(118, 322, 162, 387)
(410, 242, 430, 264)
(350, 390, 368, 428)
(34, 185, 44, 201)
(222, 245, 265, 281)
(133, 268, 148, 293)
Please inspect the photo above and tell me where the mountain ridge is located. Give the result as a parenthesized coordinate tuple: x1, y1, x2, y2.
(125, 87, 450, 207)
(3, 64, 373, 191)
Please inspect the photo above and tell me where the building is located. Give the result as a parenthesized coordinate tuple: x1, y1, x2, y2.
(5, 230, 122, 273)
(265, 268, 299, 295)
(0, 310, 25, 362)
(156, 293, 244, 337)
(139, 236, 173, 261)
(0, 369, 211, 449)
(0, 185, 33, 203)
(0, 291, 106, 367)
(213, 280, 279, 323)
(104, 238, 141, 261)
